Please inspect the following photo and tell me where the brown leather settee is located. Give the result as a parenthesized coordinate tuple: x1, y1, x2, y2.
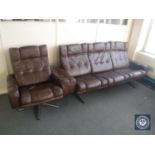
(53, 41, 147, 103)
(7, 45, 63, 119)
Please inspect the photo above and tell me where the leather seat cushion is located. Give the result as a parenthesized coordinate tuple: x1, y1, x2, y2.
(75, 74, 102, 92)
(94, 71, 125, 86)
(115, 68, 146, 79)
(20, 83, 63, 106)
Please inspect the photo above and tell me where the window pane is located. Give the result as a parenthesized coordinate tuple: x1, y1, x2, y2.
(110, 19, 120, 25)
(104, 19, 128, 25)
(145, 21, 155, 54)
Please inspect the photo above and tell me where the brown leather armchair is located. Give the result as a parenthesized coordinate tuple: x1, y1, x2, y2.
(7, 45, 63, 120)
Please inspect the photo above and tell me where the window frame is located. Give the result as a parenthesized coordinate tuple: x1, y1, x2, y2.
(143, 19, 154, 51)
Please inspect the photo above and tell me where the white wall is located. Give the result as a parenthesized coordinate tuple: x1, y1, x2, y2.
(128, 19, 144, 59)
(128, 19, 155, 79)
(0, 32, 8, 94)
(57, 23, 97, 44)
(96, 24, 129, 42)
(133, 52, 155, 79)
(0, 20, 131, 94)
(0, 22, 57, 73)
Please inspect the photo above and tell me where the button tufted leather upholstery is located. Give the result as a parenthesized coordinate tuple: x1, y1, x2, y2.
(88, 42, 113, 73)
(110, 42, 129, 69)
(7, 45, 63, 109)
(58, 41, 147, 94)
(52, 68, 76, 95)
(10, 45, 51, 86)
(60, 44, 91, 76)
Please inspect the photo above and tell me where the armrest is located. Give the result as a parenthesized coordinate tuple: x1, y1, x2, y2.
(7, 74, 20, 108)
(129, 61, 150, 72)
(51, 68, 76, 95)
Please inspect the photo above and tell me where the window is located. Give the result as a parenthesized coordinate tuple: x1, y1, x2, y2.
(58, 19, 128, 25)
(0, 19, 128, 25)
(77, 19, 128, 25)
(138, 19, 155, 55)
(104, 19, 127, 25)
(144, 20, 155, 54)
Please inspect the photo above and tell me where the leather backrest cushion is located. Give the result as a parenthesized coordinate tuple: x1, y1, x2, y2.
(88, 42, 113, 73)
(60, 44, 91, 76)
(110, 42, 129, 69)
(10, 45, 51, 86)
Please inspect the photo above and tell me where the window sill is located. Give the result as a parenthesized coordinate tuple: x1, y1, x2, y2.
(136, 51, 155, 58)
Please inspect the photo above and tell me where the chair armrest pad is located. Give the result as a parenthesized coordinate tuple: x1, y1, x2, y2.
(7, 74, 20, 108)
(52, 68, 76, 95)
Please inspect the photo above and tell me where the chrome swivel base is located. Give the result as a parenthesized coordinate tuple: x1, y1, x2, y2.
(33, 103, 60, 120)
(74, 93, 85, 104)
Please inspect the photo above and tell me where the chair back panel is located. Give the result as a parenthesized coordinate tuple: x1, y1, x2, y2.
(60, 44, 91, 76)
(10, 45, 51, 86)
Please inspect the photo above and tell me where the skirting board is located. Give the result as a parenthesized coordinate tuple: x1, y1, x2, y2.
(0, 88, 7, 95)
(138, 76, 155, 90)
